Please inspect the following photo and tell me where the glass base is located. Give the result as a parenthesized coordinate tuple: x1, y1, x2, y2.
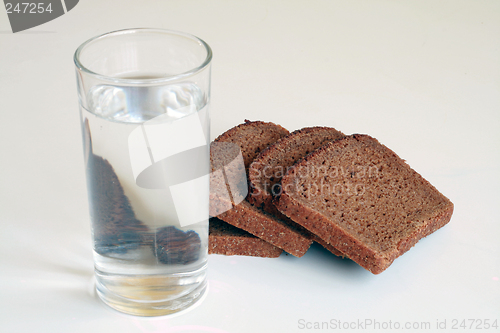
(94, 266, 207, 316)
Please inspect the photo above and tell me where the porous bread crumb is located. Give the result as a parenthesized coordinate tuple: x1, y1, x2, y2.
(276, 134, 454, 274)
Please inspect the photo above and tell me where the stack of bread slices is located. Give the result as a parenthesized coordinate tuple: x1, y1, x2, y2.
(208, 120, 453, 274)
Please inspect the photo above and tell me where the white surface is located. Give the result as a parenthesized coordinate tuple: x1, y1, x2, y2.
(1, 1, 499, 332)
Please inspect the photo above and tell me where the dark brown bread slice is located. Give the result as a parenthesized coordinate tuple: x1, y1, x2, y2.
(216, 200, 312, 257)
(248, 127, 345, 216)
(247, 126, 346, 257)
(210, 120, 313, 257)
(210, 120, 289, 215)
(276, 134, 454, 274)
(213, 119, 290, 170)
(209, 218, 282, 258)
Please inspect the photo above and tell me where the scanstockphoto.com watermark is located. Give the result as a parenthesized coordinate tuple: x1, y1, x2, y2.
(297, 318, 499, 331)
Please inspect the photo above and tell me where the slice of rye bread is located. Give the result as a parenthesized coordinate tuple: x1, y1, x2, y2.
(210, 120, 313, 257)
(209, 218, 283, 258)
(210, 120, 290, 214)
(247, 127, 345, 257)
(275, 134, 454, 274)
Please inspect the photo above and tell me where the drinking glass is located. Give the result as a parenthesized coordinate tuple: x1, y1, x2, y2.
(74, 28, 212, 316)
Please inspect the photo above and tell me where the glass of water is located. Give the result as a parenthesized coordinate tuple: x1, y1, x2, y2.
(74, 28, 211, 316)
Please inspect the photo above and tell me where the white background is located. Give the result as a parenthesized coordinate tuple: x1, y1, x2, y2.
(1, 1, 499, 332)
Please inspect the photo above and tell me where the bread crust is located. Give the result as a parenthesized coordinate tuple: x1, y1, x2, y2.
(214, 119, 290, 169)
(214, 119, 289, 144)
(209, 218, 283, 258)
(217, 200, 312, 257)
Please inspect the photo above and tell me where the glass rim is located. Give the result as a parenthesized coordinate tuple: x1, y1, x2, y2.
(73, 28, 212, 85)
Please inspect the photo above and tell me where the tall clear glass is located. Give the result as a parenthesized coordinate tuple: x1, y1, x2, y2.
(74, 28, 211, 316)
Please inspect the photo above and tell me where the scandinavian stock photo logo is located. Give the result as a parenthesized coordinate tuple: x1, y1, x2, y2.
(3, 0, 79, 32)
